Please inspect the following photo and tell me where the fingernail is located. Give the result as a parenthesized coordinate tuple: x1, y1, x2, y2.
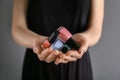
(54, 50, 59, 55)
(34, 48, 38, 53)
(55, 58, 59, 65)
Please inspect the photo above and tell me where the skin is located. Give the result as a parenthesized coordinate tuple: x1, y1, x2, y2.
(12, 0, 104, 65)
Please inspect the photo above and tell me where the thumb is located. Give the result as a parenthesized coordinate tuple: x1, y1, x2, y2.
(32, 38, 44, 55)
(78, 41, 88, 54)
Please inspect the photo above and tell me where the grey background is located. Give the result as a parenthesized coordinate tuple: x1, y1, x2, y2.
(0, 0, 120, 80)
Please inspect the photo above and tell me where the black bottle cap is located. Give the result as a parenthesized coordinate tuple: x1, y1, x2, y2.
(66, 38, 80, 50)
(61, 46, 69, 53)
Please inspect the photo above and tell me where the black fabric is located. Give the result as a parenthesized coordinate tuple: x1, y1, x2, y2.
(22, 0, 93, 80)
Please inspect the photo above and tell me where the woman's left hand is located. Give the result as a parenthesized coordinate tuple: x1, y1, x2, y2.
(55, 33, 89, 65)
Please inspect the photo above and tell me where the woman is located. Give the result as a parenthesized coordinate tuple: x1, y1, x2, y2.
(12, 0, 104, 80)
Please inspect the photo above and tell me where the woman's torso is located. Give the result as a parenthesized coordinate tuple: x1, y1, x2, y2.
(22, 0, 93, 80)
(26, 0, 91, 36)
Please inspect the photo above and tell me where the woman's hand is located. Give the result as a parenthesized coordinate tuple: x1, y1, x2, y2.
(72, 33, 89, 55)
(55, 33, 89, 65)
(55, 50, 81, 65)
(32, 37, 60, 63)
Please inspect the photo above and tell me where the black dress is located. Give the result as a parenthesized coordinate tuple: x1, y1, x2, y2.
(22, 0, 93, 80)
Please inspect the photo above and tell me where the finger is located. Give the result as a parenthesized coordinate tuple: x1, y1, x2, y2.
(59, 58, 69, 64)
(55, 53, 77, 65)
(38, 48, 52, 61)
(33, 43, 43, 55)
(66, 50, 80, 59)
(33, 40, 43, 55)
(63, 55, 77, 62)
(54, 53, 65, 65)
(78, 49, 84, 59)
(74, 35, 88, 53)
(72, 38, 88, 55)
(72, 33, 88, 54)
(55, 57, 68, 65)
(45, 50, 59, 63)
(33, 37, 48, 54)
(54, 57, 60, 65)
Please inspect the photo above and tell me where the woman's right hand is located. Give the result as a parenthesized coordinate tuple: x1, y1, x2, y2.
(32, 37, 60, 63)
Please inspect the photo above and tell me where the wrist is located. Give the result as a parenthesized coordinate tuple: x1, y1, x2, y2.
(80, 31, 100, 47)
